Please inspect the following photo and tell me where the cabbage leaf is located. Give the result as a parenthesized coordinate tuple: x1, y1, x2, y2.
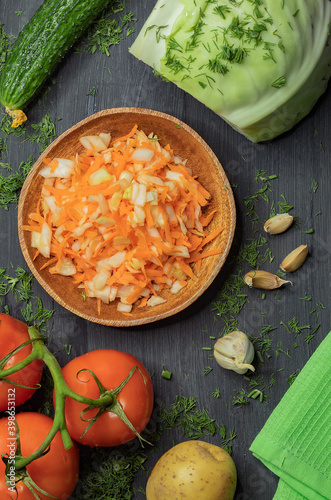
(129, 0, 331, 142)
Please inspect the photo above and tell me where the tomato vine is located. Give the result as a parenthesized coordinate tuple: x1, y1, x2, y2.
(0, 323, 152, 498)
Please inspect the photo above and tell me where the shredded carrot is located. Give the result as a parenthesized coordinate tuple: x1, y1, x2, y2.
(25, 126, 225, 314)
(39, 257, 58, 271)
(186, 248, 225, 263)
(49, 159, 59, 174)
(33, 250, 40, 261)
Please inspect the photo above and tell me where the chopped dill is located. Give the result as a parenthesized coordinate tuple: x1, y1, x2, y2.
(150, 396, 235, 455)
(26, 111, 57, 152)
(299, 292, 312, 301)
(213, 5, 231, 19)
(82, 1, 137, 56)
(271, 75, 286, 88)
(311, 178, 319, 193)
(64, 344, 72, 355)
(232, 388, 249, 407)
(0, 266, 54, 331)
(0, 25, 15, 73)
(287, 369, 300, 386)
(0, 156, 34, 210)
(277, 193, 293, 213)
(157, 395, 217, 439)
(305, 324, 320, 344)
(86, 86, 98, 97)
(77, 447, 148, 500)
(212, 387, 221, 398)
(275, 341, 292, 359)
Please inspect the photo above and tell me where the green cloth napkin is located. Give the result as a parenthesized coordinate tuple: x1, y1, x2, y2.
(250, 332, 331, 500)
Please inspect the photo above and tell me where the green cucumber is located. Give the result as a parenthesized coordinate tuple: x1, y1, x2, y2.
(0, 0, 109, 127)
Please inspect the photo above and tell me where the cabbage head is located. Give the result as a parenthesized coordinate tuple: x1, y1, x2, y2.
(129, 0, 331, 142)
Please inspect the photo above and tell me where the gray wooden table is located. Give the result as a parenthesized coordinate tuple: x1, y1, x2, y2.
(1, 2, 330, 499)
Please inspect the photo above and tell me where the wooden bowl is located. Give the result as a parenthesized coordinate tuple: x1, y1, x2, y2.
(18, 108, 236, 327)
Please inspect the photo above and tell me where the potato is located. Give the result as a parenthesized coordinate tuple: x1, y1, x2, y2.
(146, 440, 237, 500)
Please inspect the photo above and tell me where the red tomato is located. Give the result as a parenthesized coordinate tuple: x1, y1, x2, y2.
(0, 412, 79, 499)
(61, 349, 154, 447)
(0, 314, 43, 411)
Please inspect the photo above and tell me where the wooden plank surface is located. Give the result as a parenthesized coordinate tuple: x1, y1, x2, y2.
(1, 2, 330, 499)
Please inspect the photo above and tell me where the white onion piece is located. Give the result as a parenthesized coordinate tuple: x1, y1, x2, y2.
(99, 133, 111, 149)
(39, 159, 74, 179)
(170, 280, 184, 294)
(107, 251, 126, 269)
(79, 135, 108, 152)
(147, 296, 166, 307)
(117, 303, 133, 313)
(51, 257, 76, 276)
(38, 222, 52, 258)
(131, 148, 154, 162)
(31, 231, 41, 249)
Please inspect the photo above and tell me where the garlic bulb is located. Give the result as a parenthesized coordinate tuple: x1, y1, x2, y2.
(214, 331, 255, 375)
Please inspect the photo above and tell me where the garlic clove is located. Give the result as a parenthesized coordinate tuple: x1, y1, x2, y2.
(214, 331, 255, 375)
(264, 213, 293, 234)
(244, 270, 291, 290)
(280, 245, 308, 272)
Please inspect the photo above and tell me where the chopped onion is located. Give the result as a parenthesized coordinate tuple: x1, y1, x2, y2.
(38, 222, 52, 258)
(131, 148, 154, 162)
(31, 231, 41, 249)
(50, 257, 76, 276)
(147, 296, 166, 307)
(99, 133, 111, 149)
(117, 303, 133, 313)
(89, 167, 113, 186)
(170, 280, 185, 294)
(134, 183, 147, 206)
(93, 267, 111, 290)
(40, 158, 74, 179)
(107, 251, 126, 269)
(80, 135, 108, 152)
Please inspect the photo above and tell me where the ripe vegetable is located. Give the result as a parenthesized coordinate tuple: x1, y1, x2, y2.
(0, 313, 43, 411)
(0, 0, 110, 127)
(0, 412, 79, 500)
(129, 0, 331, 142)
(146, 440, 237, 500)
(60, 349, 154, 447)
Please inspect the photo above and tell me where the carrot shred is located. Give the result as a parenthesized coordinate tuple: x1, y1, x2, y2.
(186, 248, 224, 263)
(33, 250, 40, 261)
